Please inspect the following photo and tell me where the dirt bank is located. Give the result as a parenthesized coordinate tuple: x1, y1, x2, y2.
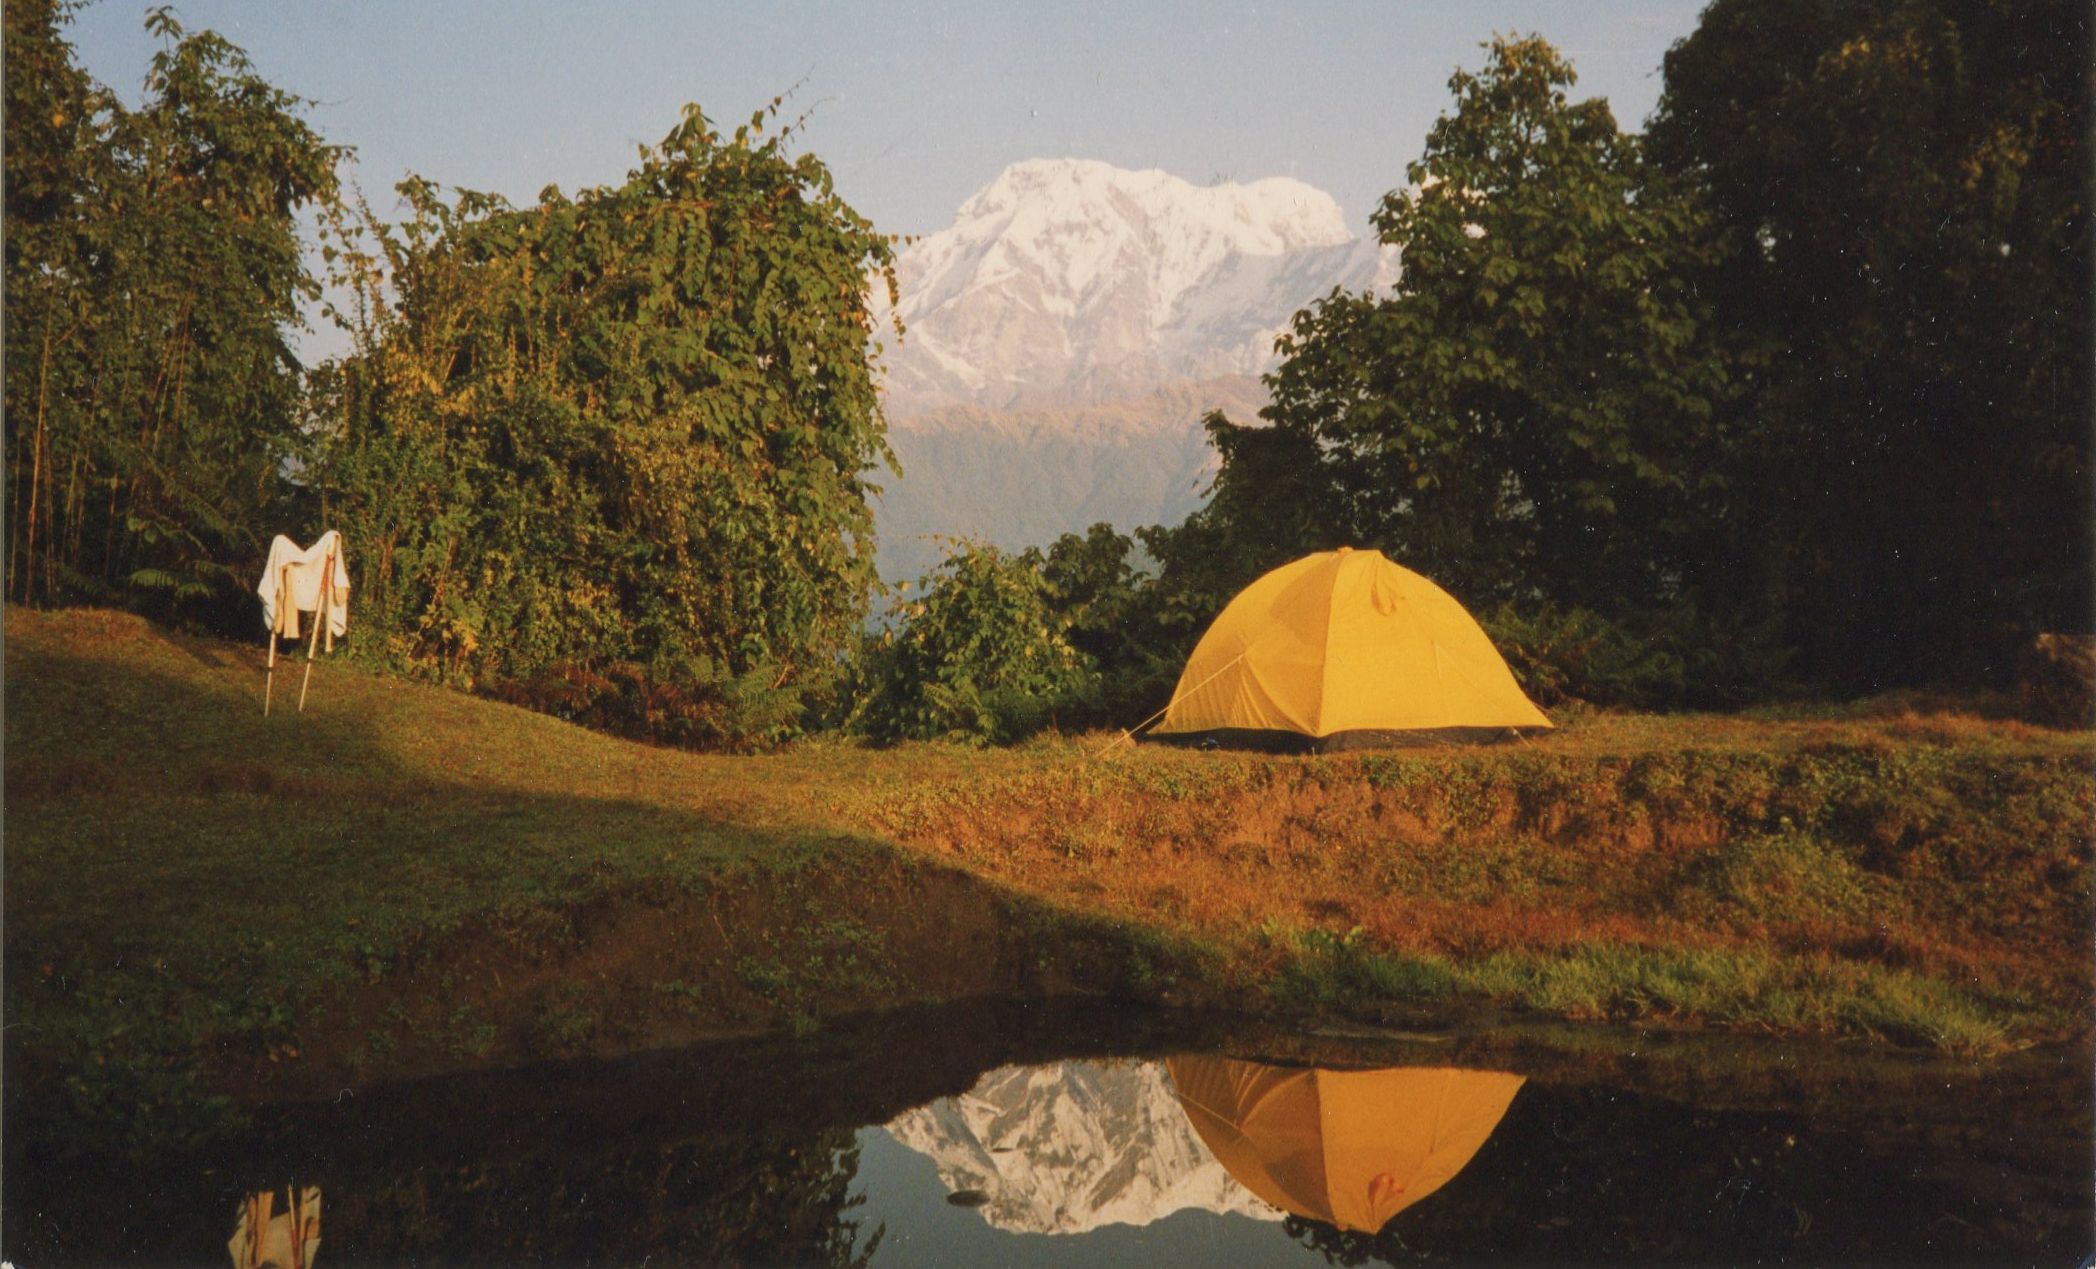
(5, 607, 2090, 1153)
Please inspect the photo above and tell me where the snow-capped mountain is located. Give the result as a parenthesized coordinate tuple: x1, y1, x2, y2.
(882, 1059, 1281, 1235)
(870, 158, 1397, 582)
(875, 158, 1394, 415)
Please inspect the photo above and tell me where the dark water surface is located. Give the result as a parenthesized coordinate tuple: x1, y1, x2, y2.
(6, 1001, 2091, 1265)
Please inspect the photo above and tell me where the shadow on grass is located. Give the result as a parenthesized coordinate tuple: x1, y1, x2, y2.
(4, 616, 1225, 1172)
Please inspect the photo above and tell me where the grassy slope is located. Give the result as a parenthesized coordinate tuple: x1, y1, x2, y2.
(7, 608, 2093, 1139)
(844, 725, 2094, 1057)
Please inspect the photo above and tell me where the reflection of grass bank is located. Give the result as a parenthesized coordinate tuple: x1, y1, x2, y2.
(5, 608, 2090, 1155)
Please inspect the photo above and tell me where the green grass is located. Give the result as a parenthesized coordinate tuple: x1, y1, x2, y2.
(6, 606, 2092, 1157)
(1274, 934, 2029, 1057)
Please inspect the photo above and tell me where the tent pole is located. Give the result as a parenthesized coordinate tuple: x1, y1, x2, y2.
(299, 551, 334, 713)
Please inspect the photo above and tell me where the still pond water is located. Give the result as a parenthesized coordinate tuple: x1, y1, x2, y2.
(7, 1001, 2091, 1265)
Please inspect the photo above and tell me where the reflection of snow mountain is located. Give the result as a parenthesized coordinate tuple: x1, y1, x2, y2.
(883, 1060, 1282, 1235)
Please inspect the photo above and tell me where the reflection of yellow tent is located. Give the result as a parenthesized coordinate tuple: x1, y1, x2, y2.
(1148, 548, 1550, 751)
(1165, 1057, 1524, 1234)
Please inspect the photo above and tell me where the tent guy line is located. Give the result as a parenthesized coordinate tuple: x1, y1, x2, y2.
(1089, 647, 1254, 763)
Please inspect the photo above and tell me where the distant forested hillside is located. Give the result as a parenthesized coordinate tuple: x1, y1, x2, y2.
(875, 378, 1264, 583)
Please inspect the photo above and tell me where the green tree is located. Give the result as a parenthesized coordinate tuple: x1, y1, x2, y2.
(849, 539, 1096, 744)
(1135, 409, 1346, 652)
(1032, 524, 1141, 661)
(1647, 0, 2092, 687)
(1030, 524, 1150, 704)
(314, 103, 899, 726)
(1135, 37, 1752, 709)
(5, 3, 342, 615)
(1236, 35, 1736, 617)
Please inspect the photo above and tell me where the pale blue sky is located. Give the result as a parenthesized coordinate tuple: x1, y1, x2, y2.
(70, 1, 1708, 240)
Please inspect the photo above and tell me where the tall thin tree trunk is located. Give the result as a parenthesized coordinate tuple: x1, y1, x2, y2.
(103, 462, 121, 584)
(118, 297, 193, 586)
(22, 327, 54, 604)
(63, 448, 84, 586)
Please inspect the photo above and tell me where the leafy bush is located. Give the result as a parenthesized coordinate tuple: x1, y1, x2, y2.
(491, 654, 807, 753)
(847, 539, 1097, 745)
(315, 99, 897, 733)
(1484, 601, 1790, 710)
(1484, 603, 1688, 710)
(1028, 523, 1186, 728)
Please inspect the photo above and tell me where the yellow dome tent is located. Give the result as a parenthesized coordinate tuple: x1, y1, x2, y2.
(1146, 548, 1550, 751)
(1165, 1056, 1525, 1234)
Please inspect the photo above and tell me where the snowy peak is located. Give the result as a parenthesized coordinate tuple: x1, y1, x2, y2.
(878, 158, 1394, 414)
(865, 158, 1398, 584)
(953, 158, 1351, 260)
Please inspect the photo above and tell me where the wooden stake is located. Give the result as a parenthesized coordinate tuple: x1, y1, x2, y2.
(264, 565, 288, 716)
(250, 1190, 273, 1269)
(289, 1184, 306, 1269)
(298, 551, 335, 713)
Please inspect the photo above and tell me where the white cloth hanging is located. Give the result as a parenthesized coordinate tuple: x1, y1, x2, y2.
(258, 531, 350, 642)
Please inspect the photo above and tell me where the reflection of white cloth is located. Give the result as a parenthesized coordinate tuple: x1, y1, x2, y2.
(258, 531, 350, 641)
(228, 1185, 321, 1269)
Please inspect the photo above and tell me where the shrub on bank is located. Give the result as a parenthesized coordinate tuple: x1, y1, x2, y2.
(1483, 601, 1792, 711)
(847, 539, 1097, 745)
(489, 655, 809, 753)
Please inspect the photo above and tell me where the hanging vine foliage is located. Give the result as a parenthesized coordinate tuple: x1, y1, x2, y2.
(312, 99, 902, 728)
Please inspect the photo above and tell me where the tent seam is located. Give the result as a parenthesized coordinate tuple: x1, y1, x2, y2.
(1314, 551, 1345, 735)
